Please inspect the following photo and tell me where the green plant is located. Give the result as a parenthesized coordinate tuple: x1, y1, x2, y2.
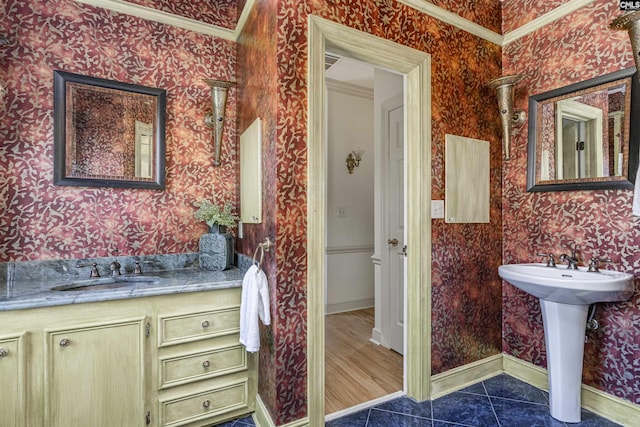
(194, 200, 239, 228)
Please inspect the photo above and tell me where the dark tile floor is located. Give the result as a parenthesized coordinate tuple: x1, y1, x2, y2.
(217, 374, 622, 427)
(326, 374, 621, 427)
(217, 415, 255, 427)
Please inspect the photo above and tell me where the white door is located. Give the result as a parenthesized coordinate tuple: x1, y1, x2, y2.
(386, 101, 405, 355)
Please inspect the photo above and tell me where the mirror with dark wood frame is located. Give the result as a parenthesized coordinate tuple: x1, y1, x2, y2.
(53, 70, 166, 189)
(527, 67, 639, 192)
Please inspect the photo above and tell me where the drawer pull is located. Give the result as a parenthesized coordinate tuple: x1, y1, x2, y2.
(202, 400, 211, 409)
(0, 348, 8, 357)
(59, 338, 71, 347)
(202, 360, 210, 369)
(201, 320, 210, 329)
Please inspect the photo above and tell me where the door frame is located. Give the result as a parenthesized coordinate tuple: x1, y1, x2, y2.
(307, 15, 432, 424)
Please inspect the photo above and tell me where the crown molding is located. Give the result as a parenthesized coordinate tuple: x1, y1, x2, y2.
(325, 78, 374, 100)
(396, 0, 503, 45)
(502, 0, 597, 45)
(76, 0, 595, 47)
(73, 0, 236, 40)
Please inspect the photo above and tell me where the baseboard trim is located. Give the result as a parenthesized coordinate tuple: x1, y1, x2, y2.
(503, 354, 640, 427)
(325, 299, 374, 315)
(253, 394, 309, 427)
(325, 391, 405, 422)
(429, 353, 503, 399)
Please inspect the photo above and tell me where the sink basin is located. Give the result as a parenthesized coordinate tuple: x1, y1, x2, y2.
(498, 263, 634, 305)
(51, 275, 160, 292)
(499, 262, 634, 423)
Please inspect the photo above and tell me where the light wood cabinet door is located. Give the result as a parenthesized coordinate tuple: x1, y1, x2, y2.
(0, 333, 27, 427)
(45, 317, 150, 427)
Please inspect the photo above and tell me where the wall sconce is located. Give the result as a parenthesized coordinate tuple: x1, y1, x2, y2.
(346, 149, 364, 174)
(488, 75, 526, 160)
(610, 12, 640, 72)
(204, 79, 235, 166)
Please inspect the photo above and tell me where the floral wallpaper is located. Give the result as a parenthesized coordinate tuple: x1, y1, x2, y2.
(238, 0, 503, 423)
(237, 0, 280, 420)
(125, 0, 240, 29)
(0, 0, 237, 262)
(501, 0, 568, 33)
(502, 0, 640, 405)
(430, 0, 502, 33)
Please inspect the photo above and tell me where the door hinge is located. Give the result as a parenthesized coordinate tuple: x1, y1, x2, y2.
(146, 410, 151, 425)
(145, 322, 151, 337)
(401, 245, 407, 257)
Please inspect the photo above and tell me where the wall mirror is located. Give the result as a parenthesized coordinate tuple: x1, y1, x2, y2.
(53, 70, 166, 189)
(527, 67, 639, 192)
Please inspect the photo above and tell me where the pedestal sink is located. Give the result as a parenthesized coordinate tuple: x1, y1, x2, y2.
(498, 263, 634, 423)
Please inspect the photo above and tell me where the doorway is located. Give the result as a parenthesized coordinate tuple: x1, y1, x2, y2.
(323, 57, 405, 414)
(307, 15, 433, 426)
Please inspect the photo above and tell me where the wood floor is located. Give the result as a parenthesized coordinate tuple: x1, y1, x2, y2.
(324, 308, 403, 415)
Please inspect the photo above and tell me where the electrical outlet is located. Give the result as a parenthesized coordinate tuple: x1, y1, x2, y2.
(336, 207, 347, 218)
(431, 200, 444, 219)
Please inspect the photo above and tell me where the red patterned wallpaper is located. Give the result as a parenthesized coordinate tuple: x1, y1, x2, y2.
(503, 0, 640, 404)
(502, 0, 567, 33)
(430, 0, 502, 33)
(0, 0, 237, 261)
(237, 0, 503, 423)
(237, 0, 280, 420)
(125, 0, 239, 29)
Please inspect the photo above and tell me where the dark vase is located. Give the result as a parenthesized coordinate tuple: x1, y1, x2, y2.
(199, 224, 234, 271)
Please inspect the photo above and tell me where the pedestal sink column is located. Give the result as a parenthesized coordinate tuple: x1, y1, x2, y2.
(540, 300, 589, 423)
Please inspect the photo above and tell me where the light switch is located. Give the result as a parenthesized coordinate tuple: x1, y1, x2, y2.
(431, 200, 444, 219)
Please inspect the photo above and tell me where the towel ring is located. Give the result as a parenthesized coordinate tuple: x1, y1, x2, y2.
(252, 245, 265, 269)
(252, 237, 274, 270)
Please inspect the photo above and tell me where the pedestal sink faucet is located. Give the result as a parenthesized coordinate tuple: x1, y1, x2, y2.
(559, 249, 579, 269)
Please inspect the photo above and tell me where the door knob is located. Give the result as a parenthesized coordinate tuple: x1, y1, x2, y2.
(388, 238, 399, 246)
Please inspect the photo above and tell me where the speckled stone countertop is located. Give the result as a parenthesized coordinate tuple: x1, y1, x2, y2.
(0, 252, 252, 312)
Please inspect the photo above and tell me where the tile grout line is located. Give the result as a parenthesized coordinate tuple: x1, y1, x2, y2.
(482, 381, 502, 427)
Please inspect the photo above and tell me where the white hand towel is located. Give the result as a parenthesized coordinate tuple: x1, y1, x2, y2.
(239, 264, 271, 352)
(633, 163, 640, 216)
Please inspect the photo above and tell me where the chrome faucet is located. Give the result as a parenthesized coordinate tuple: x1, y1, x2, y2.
(110, 249, 121, 277)
(587, 257, 612, 273)
(77, 262, 100, 277)
(559, 249, 579, 270)
(537, 253, 557, 267)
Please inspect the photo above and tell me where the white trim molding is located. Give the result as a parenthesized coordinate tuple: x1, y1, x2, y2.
(397, 0, 502, 45)
(502, 0, 597, 45)
(77, 0, 594, 47)
(73, 0, 237, 40)
(503, 354, 640, 427)
(325, 244, 375, 255)
(325, 79, 374, 100)
(430, 354, 503, 399)
(253, 394, 309, 427)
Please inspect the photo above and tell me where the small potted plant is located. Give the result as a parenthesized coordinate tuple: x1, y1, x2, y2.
(194, 200, 239, 234)
(194, 199, 239, 271)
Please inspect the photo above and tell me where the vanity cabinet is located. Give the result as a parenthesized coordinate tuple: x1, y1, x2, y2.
(45, 318, 150, 426)
(0, 287, 255, 427)
(0, 332, 27, 427)
(155, 289, 256, 427)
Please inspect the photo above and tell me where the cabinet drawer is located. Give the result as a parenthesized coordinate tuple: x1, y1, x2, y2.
(160, 344, 246, 389)
(159, 379, 248, 427)
(159, 308, 240, 347)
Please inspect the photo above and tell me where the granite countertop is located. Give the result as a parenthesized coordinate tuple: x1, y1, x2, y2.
(0, 253, 250, 312)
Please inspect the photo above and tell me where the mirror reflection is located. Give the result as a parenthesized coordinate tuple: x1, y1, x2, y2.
(527, 68, 639, 192)
(54, 70, 166, 189)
